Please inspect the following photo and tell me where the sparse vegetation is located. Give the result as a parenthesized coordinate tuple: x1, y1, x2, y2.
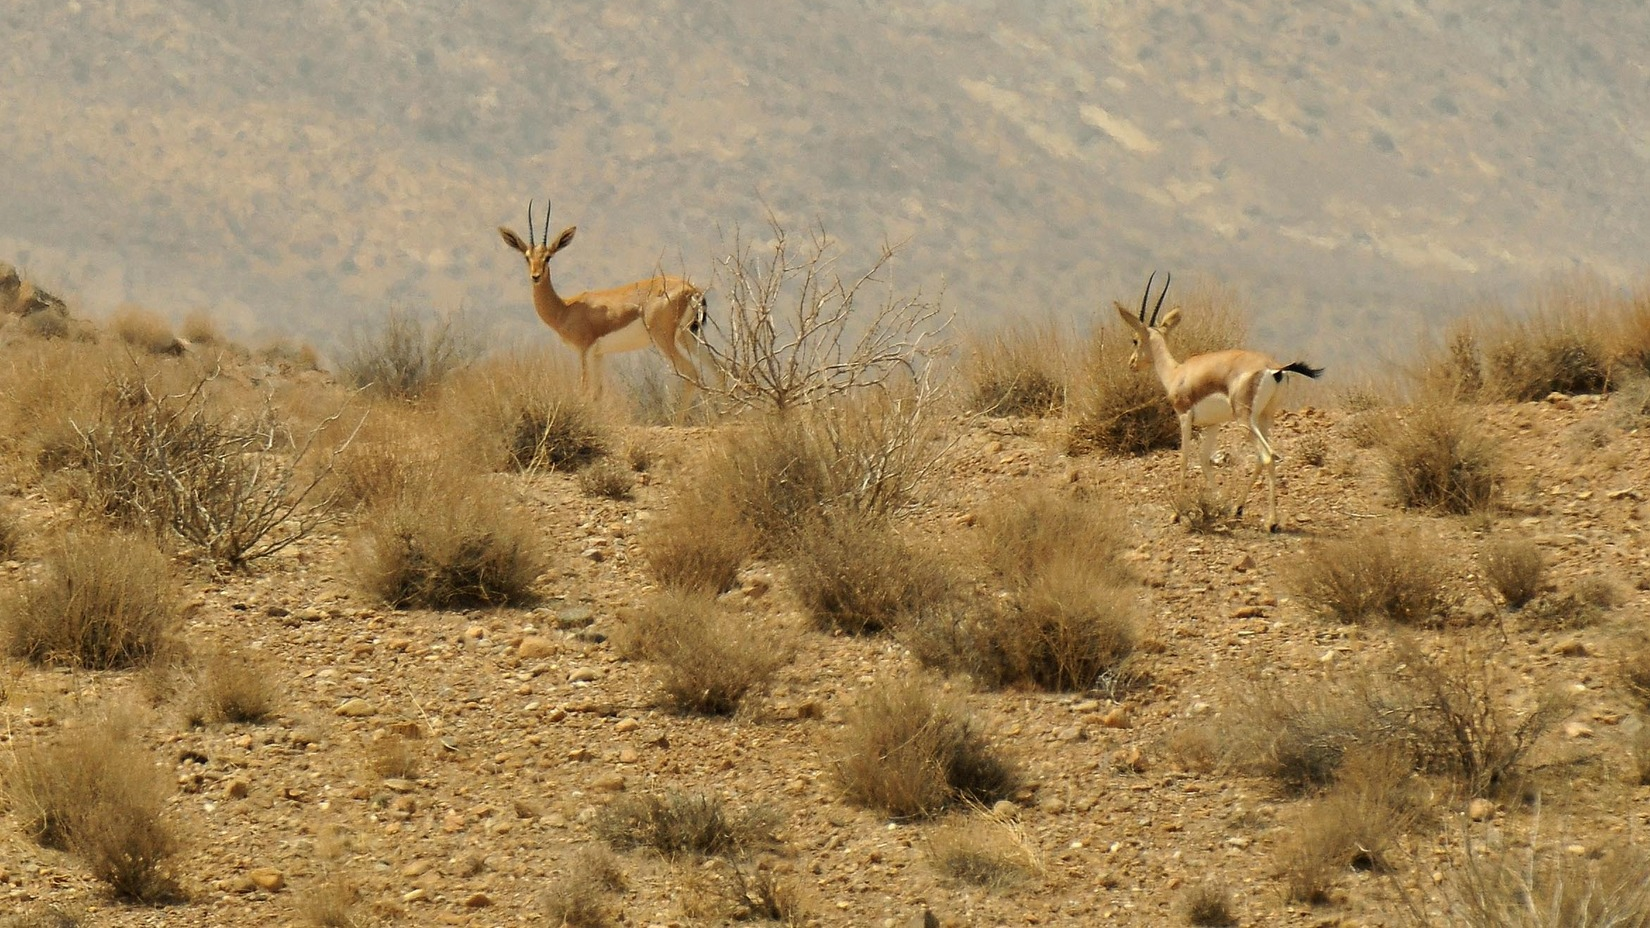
(1179, 882, 1237, 926)
(3, 529, 179, 669)
(784, 511, 957, 635)
(1293, 531, 1451, 625)
(594, 791, 780, 859)
(926, 810, 1043, 889)
(833, 677, 1019, 819)
(962, 320, 1072, 417)
(442, 351, 609, 472)
(615, 592, 792, 714)
(1481, 536, 1546, 609)
(1380, 402, 1502, 513)
(977, 488, 1132, 587)
(576, 459, 632, 499)
(185, 648, 279, 725)
(337, 306, 477, 398)
(4, 719, 184, 903)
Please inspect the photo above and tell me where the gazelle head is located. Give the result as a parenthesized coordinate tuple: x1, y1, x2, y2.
(498, 199, 577, 284)
(1114, 271, 1181, 371)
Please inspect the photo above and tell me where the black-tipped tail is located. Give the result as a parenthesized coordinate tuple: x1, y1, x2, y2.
(1274, 361, 1324, 382)
(688, 291, 708, 336)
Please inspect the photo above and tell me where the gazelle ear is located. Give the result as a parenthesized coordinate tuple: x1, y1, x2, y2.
(1115, 302, 1146, 331)
(499, 227, 528, 254)
(1158, 307, 1183, 331)
(550, 225, 577, 255)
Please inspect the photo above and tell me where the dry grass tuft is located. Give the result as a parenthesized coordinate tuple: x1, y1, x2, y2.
(1275, 751, 1427, 904)
(368, 733, 422, 780)
(336, 307, 477, 399)
(185, 648, 279, 725)
(1408, 832, 1650, 927)
(4, 719, 184, 903)
(3, 529, 179, 669)
(1618, 641, 1650, 712)
(833, 677, 1019, 819)
(352, 465, 544, 608)
(1292, 531, 1451, 625)
(785, 512, 958, 635)
(1481, 536, 1547, 610)
(594, 791, 780, 859)
(640, 487, 755, 594)
(962, 320, 1073, 417)
(576, 459, 633, 500)
(1172, 484, 1238, 534)
(926, 809, 1044, 889)
(1380, 403, 1501, 513)
(110, 305, 184, 355)
(977, 488, 1132, 587)
(442, 352, 608, 472)
(1179, 881, 1238, 926)
(616, 593, 792, 715)
(296, 876, 371, 927)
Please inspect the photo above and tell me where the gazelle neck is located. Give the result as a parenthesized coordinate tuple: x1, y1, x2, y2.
(1146, 331, 1182, 385)
(531, 275, 571, 329)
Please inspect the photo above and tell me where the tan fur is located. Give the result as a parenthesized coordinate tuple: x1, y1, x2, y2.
(500, 219, 708, 411)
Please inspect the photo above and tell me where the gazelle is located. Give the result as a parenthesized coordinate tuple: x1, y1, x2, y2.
(1115, 273, 1323, 532)
(498, 200, 711, 409)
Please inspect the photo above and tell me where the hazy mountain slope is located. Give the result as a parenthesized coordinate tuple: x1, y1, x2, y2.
(1, 0, 1646, 366)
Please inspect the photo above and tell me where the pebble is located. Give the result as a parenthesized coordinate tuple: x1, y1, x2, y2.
(335, 698, 374, 718)
(518, 636, 557, 659)
(1468, 798, 1496, 821)
(569, 667, 601, 683)
(223, 778, 249, 800)
(247, 868, 285, 891)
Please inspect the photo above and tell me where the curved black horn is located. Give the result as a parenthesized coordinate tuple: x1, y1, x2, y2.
(527, 200, 537, 248)
(542, 199, 553, 248)
(1150, 272, 1171, 326)
(1138, 271, 1157, 322)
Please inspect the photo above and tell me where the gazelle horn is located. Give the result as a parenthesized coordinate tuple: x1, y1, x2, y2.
(527, 200, 537, 248)
(1138, 271, 1157, 322)
(1150, 272, 1171, 326)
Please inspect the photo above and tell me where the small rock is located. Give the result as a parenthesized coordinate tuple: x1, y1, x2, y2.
(1039, 796, 1068, 814)
(569, 667, 601, 684)
(1564, 721, 1595, 739)
(591, 772, 626, 792)
(614, 718, 640, 733)
(1467, 798, 1496, 821)
(617, 748, 640, 764)
(335, 698, 374, 718)
(991, 800, 1019, 820)
(581, 547, 605, 562)
(383, 778, 418, 793)
(517, 636, 557, 659)
(463, 892, 493, 908)
(1231, 605, 1267, 619)
(1555, 639, 1589, 657)
(248, 868, 285, 892)
(1232, 553, 1255, 572)
(222, 778, 249, 800)
(1056, 725, 1086, 743)
(402, 888, 428, 903)
(1099, 706, 1131, 729)
(1112, 745, 1146, 773)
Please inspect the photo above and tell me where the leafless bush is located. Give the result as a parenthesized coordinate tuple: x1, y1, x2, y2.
(337, 306, 477, 398)
(1379, 402, 1502, 513)
(352, 465, 544, 608)
(832, 677, 1019, 819)
(184, 647, 279, 725)
(977, 488, 1132, 588)
(1276, 750, 1428, 904)
(4, 719, 184, 903)
(1179, 881, 1238, 926)
(615, 593, 792, 715)
(594, 791, 780, 859)
(1482, 536, 1547, 610)
(1226, 678, 1398, 794)
(3, 529, 179, 670)
(1292, 531, 1451, 625)
(73, 367, 347, 565)
(703, 215, 950, 412)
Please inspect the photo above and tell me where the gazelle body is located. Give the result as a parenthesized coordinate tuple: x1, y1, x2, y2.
(1116, 273, 1322, 532)
(499, 200, 710, 410)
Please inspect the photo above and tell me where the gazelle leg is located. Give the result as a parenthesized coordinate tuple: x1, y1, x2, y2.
(1179, 414, 1196, 489)
(1197, 426, 1220, 481)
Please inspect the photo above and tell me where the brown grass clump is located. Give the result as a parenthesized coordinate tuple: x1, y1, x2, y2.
(543, 846, 625, 928)
(4, 720, 184, 903)
(1482, 295, 1616, 402)
(336, 307, 477, 398)
(785, 512, 958, 635)
(368, 733, 422, 780)
(3, 529, 179, 669)
(594, 791, 780, 859)
(977, 488, 1132, 587)
(926, 809, 1044, 889)
(185, 648, 279, 725)
(178, 310, 225, 347)
(0, 504, 22, 559)
(576, 459, 633, 500)
(1179, 881, 1237, 926)
(1411, 836, 1650, 927)
(640, 488, 755, 594)
(833, 677, 1019, 819)
(962, 320, 1073, 417)
(1275, 751, 1426, 904)
(1617, 641, 1650, 711)
(1292, 531, 1450, 625)
(110, 305, 184, 355)
(352, 466, 544, 608)
(616, 592, 792, 715)
(1, 907, 87, 928)
(1227, 680, 1395, 794)
(296, 876, 370, 927)
(1069, 284, 1247, 455)
(1481, 536, 1547, 610)
(441, 352, 608, 472)
(1380, 403, 1501, 513)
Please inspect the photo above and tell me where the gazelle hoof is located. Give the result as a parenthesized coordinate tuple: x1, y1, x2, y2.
(1267, 522, 1281, 534)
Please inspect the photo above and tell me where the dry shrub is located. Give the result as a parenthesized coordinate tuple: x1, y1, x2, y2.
(178, 310, 225, 347)
(577, 459, 632, 500)
(441, 351, 608, 472)
(785, 512, 957, 635)
(1522, 578, 1621, 630)
(297, 876, 370, 928)
(1069, 284, 1247, 455)
(594, 791, 780, 859)
(1381, 403, 1501, 513)
(543, 845, 626, 928)
(926, 809, 1044, 889)
(1481, 536, 1546, 610)
(4, 720, 184, 903)
(977, 488, 1132, 587)
(1611, 374, 1650, 429)
(353, 465, 544, 608)
(0, 504, 22, 559)
(962, 320, 1073, 417)
(1227, 679, 1395, 794)
(368, 734, 422, 780)
(1481, 285, 1617, 401)
(1631, 725, 1650, 787)
(110, 305, 183, 355)
(640, 488, 755, 594)
(1275, 751, 1427, 904)
(1410, 832, 1650, 927)
(832, 677, 1018, 819)
(1294, 432, 1329, 468)
(1179, 881, 1237, 926)
(616, 593, 791, 714)
(983, 562, 1138, 692)
(3, 529, 179, 669)
(185, 648, 279, 725)
(0, 339, 130, 475)
(336, 307, 477, 398)
(1172, 484, 1237, 534)
(1292, 531, 1451, 625)
(1618, 642, 1650, 711)
(1, 907, 86, 928)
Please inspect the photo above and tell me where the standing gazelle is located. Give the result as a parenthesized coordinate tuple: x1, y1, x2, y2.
(1115, 273, 1323, 532)
(499, 200, 710, 409)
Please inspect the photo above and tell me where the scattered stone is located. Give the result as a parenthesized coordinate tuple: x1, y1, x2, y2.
(614, 718, 640, 733)
(336, 698, 374, 718)
(383, 778, 418, 793)
(1232, 553, 1255, 572)
(517, 636, 557, 659)
(247, 868, 285, 891)
(1564, 721, 1595, 739)
(1467, 798, 1496, 821)
(591, 772, 626, 792)
(569, 667, 601, 684)
(1056, 725, 1086, 743)
(223, 778, 249, 800)
(1555, 639, 1589, 657)
(463, 891, 493, 908)
(1100, 706, 1131, 729)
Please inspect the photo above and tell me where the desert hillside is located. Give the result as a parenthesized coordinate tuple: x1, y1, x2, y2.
(3, 275, 1650, 927)
(3, 0, 1649, 366)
